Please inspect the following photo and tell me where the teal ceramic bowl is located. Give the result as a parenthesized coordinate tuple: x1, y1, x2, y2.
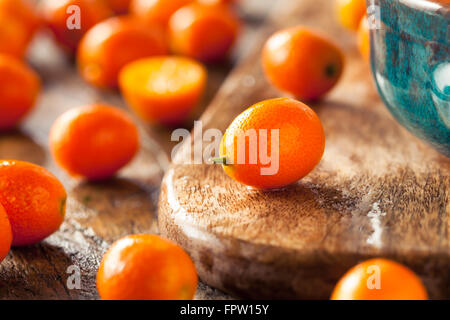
(369, 0, 449, 156)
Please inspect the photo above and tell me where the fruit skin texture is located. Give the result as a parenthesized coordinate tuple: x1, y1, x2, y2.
(77, 16, 168, 89)
(219, 98, 325, 189)
(169, 2, 240, 63)
(40, 0, 112, 53)
(0, 0, 40, 58)
(336, 0, 366, 31)
(119, 56, 207, 126)
(0, 203, 12, 263)
(0, 160, 67, 246)
(0, 54, 41, 131)
(130, 0, 194, 27)
(50, 104, 139, 180)
(0, 14, 31, 58)
(357, 15, 370, 63)
(97, 234, 198, 300)
(262, 26, 344, 101)
(331, 258, 428, 300)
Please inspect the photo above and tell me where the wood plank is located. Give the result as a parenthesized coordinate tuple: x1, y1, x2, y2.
(158, 0, 450, 299)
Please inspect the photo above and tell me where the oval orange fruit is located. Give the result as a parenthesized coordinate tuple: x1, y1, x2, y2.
(216, 98, 325, 189)
(0, 14, 31, 58)
(40, 0, 112, 53)
(169, 2, 240, 63)
(262, 26, 344, 101)
(357, 15, 370, 63)
(119, 56, 207, 126)
(106, 0, 131, 14)
(0, 0, 41, 42)
(50, 104, 139, 180)
(130, 0, 194, 27)
(331, 258, 428, 300)
(336, 0, 366, 31)
(77, 16, 168, 89)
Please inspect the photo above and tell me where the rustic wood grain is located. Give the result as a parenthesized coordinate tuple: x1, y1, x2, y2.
(0, 0, 277, 299)
(158, 0, 450, 299)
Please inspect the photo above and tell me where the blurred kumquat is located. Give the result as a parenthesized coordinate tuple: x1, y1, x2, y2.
(0, 0, 41, 41)
(97, 234, 198, 300)
(40, 0, 112, 53)
(130, 0, 194, 27)
(77, 16, 168, 89)
(357, 15, 370, 63)
(336, 0, 366, 31)
(0, 14, 31, 58)
(119, 56, 207, 126)
(50, 104, 139, 180)
(0, 54, 41, 131)
(331, 258, 429, 300)
(262, 26, 344, 101)
(169, 2, 240, 63)
(0, 203, 12, 263)
(106, 0, 132, 14)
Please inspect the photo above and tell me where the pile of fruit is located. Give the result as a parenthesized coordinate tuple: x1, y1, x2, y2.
(0, 0, 429, 300)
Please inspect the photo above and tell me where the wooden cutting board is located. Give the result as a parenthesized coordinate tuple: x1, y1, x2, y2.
(158, 0, 450, 299)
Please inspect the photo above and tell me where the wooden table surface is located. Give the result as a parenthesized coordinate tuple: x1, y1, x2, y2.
(0, 0, 277, 300)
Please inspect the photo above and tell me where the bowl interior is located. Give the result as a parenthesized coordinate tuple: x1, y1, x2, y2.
(369, 0, 450, 156)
